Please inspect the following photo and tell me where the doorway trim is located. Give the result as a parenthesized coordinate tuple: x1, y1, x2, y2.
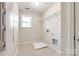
(74, 2, 76, 56)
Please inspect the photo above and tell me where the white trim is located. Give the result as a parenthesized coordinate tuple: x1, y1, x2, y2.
(48, 44, 61, 55)
(19, 41, 40, 45)
(14, 46, 19, 56)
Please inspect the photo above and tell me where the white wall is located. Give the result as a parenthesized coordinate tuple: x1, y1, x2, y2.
(43, 3, 61, 19)
(0, 2, 19, 56)
(6, 2, 19, 56)
(19, 11, 42, 44)
(61, 2, 74, 56)
(42, 2, 74, 56)
(42, 3, 61, 54)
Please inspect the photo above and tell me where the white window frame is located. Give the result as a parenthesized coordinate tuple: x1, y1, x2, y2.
(20, 15, 32, 28)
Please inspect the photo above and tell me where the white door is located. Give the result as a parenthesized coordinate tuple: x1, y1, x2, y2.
(75, 2, 79, 56)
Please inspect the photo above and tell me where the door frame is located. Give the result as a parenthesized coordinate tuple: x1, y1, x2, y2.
(0, 2, 6, 51)
(74, 2, 76, 56)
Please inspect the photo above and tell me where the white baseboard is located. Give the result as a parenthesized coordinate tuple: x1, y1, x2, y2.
(48, 44, 61, 55)
(19, 41, 40, 46)
(14, 45, 19, 56)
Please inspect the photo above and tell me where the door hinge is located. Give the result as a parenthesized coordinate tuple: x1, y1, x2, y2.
(2, 9, 6, 15)
(74, 35, 75, 40)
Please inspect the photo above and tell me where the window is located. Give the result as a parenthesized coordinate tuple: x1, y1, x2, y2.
(21, 16, 32, 28)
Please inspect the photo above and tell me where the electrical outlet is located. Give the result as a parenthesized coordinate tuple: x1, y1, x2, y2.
(52, 38, 57, 45)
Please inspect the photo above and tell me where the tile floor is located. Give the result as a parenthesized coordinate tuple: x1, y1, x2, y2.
(17, 43, 60, 56)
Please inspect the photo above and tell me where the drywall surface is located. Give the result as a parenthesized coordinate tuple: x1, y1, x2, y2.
(42, 3, 61, 54)
(19, 11, 42, 44)
(61, 3, 74, 56)
(6, 2, 19, 56)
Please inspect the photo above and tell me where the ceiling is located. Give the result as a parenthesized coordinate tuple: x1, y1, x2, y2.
(18, 2, 55, 14)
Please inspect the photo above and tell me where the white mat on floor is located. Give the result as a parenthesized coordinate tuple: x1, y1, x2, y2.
(32, 42, 48, 49)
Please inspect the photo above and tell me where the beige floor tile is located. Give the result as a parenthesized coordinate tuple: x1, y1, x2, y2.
(17, 43, 60, 56)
